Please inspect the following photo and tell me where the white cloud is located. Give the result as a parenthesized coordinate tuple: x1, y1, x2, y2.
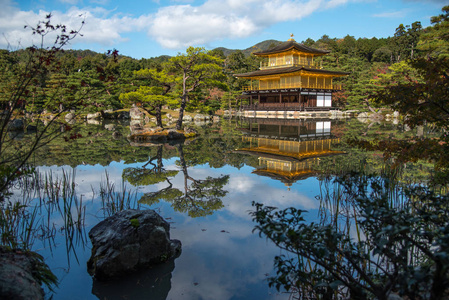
(325, 0, 349, 9)
(148, 0, 352, 49)
(0, 0, 360, 52)
(0, 2, 151, 49)
(403, 0, 448, 3)
(59, 0, 79, 4)
(226, 174, 257, 193)
(373, 9, 408, 18)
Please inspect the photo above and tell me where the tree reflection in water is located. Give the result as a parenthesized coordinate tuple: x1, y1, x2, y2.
(252, 162, 449, 300)
(172, 144, 229, 218)
(123, 142, 229, 218)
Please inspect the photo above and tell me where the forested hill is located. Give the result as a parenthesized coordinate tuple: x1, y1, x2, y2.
(214, 39, 282, 56)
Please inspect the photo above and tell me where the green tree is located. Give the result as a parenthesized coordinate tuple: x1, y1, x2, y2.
(0, 15, 116, 199)
(0, 15, 84, 197)
(252, 168, 449, 299)
(391, 22, 423, 62)
(357, 37, 383, 62)
(370, 58, 447, 129)
(252, 7, 449, 299)
(392, 23, 408, 62)
(120, 68, 175, 127)
(338, 35, 357, 55)
(356, 7, 449, 181)
(418, 5, 449, 59)
(367, 56, 449, 183)
(166, 47, 224, 130)
(372, 46, 393, 63)
(302, 38, 315, 47)
(407, 21, 423, 59)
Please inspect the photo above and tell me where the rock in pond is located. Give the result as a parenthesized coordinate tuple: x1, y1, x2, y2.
(0, 247, 57, 300)
(65, 112, 76, 122)
(86, 112, 102, 120)
(87, 209, 181, 281)
(183, 115, 193, 122)
(7, 118, 24, 131)
(129, 128, 196, 142)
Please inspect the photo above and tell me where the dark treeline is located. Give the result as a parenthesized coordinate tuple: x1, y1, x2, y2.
(0, 47, 171, 114)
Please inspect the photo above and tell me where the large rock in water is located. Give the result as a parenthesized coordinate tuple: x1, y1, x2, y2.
(87, 209, 181, 281)
(0, 247, 56, 300)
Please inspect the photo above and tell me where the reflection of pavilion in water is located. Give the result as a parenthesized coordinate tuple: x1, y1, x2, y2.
(237, 118, 345, 187)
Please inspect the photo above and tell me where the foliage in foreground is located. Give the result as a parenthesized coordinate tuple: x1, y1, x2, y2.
(0, 15, 116, 201)
(251, 170, 449, 299)
(361, 7, 449, 184)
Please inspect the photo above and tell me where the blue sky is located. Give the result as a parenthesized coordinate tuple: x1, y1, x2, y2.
(0, 0, 447, 59)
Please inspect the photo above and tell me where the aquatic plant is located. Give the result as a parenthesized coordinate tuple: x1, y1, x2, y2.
(0, 169, 87, 261)
(252, 165, 449, 299)
(99, 171, 140, 217)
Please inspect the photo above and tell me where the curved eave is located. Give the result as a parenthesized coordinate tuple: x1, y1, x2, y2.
(253, 169, 318, 182)
(235, 148, 347, 161)
(253, 41, 330, 56)
(254, 47, 328, 57)
(234, 67, 350, 79)
(302, 68, 350, 77)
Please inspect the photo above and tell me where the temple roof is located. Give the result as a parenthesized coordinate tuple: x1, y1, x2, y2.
(234, 148, 346, 161)
(234, 66, 350, 78)
(253, 40, 330, 56)
(252, 169, 319, 185)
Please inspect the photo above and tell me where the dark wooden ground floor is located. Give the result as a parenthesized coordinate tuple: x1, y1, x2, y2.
(241, 88, 336, 111)
(240, 104, 338, 111)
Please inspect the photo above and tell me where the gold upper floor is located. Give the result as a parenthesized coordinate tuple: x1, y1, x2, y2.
(260, 51, 322, 70)
(242, 72, 342, 91)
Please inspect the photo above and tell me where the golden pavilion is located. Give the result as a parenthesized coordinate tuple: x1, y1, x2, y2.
(235, 35, 349, 112)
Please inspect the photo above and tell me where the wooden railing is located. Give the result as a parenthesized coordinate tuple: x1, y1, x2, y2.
(242, 83, 342, 91)
(260, 62, 322, 70)
(241, 104, 337, 111)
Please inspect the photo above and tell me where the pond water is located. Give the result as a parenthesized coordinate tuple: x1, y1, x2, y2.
(6, 117, 425, 299)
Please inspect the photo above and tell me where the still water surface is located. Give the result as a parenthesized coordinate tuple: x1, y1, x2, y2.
(18, 117, 403, 299)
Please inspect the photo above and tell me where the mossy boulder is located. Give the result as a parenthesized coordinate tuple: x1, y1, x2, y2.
(129, 128, 198, 143)
(0, 247, 57, 300)
(87, 209, 181, 281)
